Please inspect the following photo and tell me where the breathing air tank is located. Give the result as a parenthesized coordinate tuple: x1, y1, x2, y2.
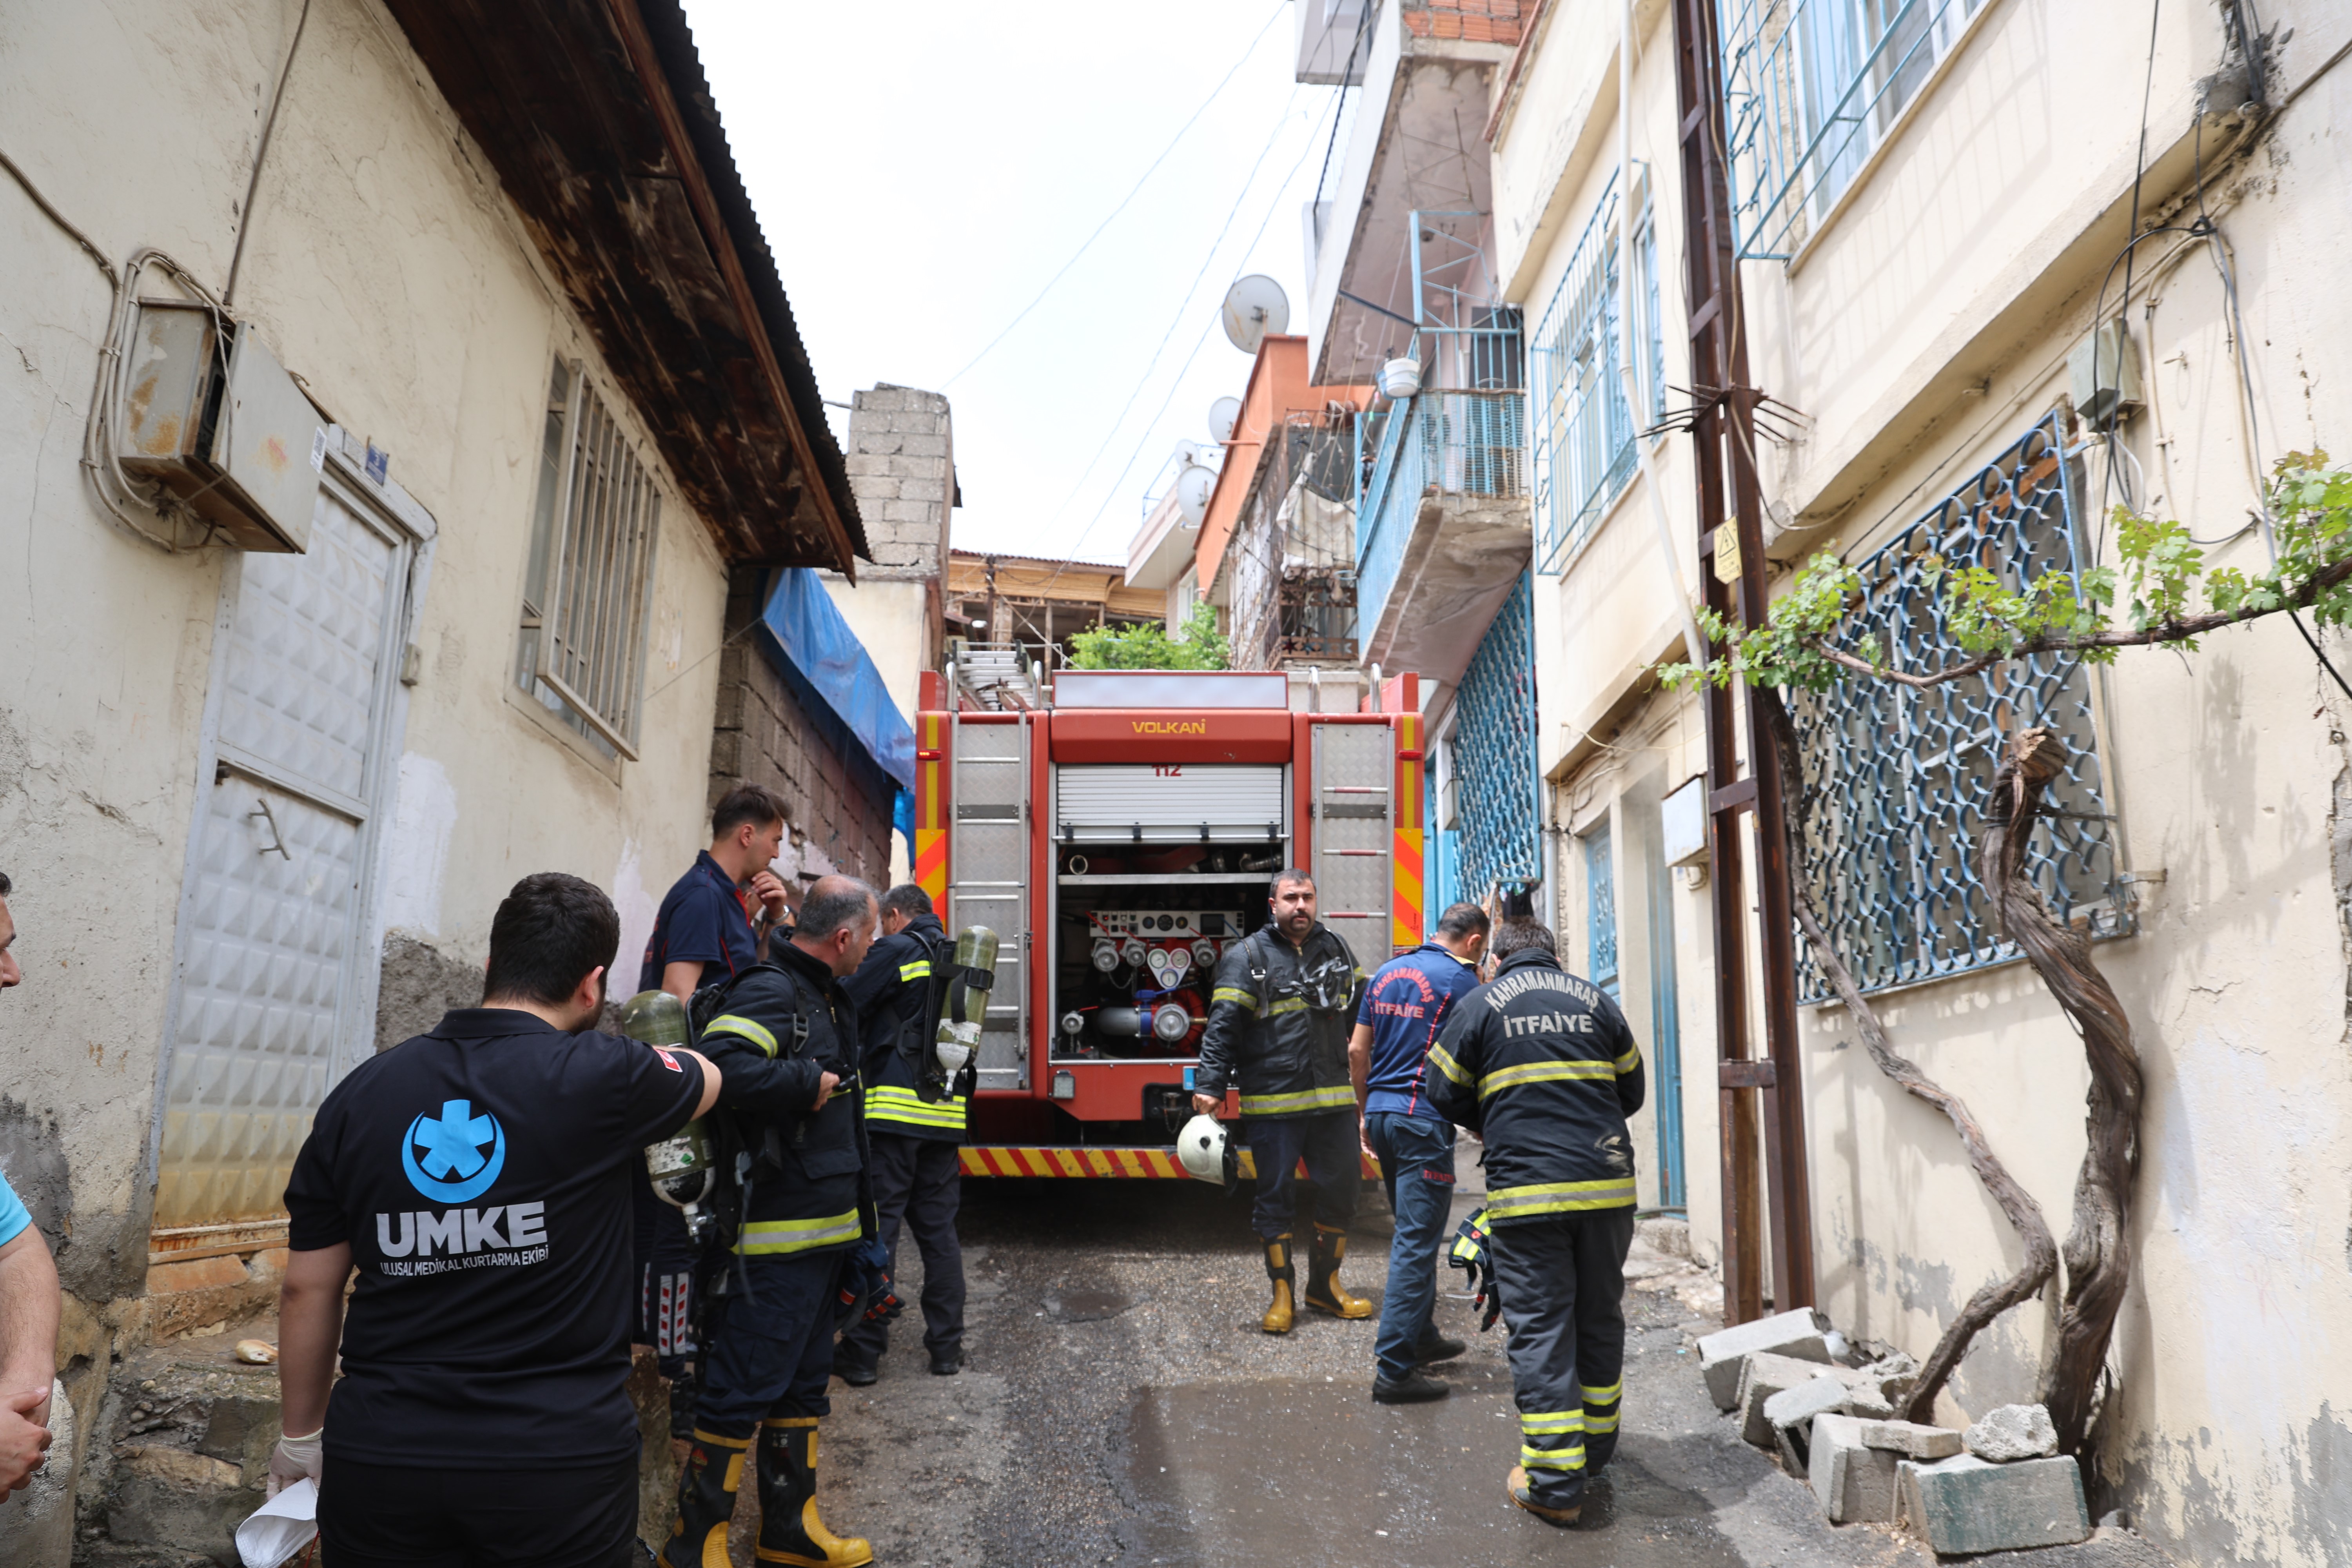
(624, 989, 714, 1224)
(932, 927, 998, 1084)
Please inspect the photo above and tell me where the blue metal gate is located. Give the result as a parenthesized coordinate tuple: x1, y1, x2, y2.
(1450, 572, 1541, 913)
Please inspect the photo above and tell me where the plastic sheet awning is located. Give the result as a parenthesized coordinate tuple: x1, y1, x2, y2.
(756, 567, 916, 797)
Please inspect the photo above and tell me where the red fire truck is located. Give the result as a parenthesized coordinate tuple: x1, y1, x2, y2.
(911, 667, 1425, 1180)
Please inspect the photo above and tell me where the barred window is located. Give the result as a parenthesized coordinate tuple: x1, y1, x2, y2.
(1721, 0, 1985, 258)
(1531, 171, 1663, 573)
(517, 359, 662, 759)
(1787, 411, 2131, 1000)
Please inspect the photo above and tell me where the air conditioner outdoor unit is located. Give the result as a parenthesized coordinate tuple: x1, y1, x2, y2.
(118, 301, 323, 552)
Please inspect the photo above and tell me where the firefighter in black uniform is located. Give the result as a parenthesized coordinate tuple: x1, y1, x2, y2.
(663, 875, 879, 1568)
(833, 883, 970, 1383)
(1427, 916, 1645, 1528)
(1191, 868, 1371, 1334)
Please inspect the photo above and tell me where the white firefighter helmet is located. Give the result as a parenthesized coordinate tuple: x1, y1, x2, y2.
(1177, 1113, 1238, 1191)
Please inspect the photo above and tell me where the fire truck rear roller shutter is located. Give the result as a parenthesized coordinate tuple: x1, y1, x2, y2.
(1054, 765, 1287, 844)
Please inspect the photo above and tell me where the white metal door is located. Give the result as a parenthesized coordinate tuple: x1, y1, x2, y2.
(1312, 723, 1394, 970)
(155, 488, 410, 1230)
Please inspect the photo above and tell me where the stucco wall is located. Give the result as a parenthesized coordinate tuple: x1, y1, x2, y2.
(0, 0, 731, 1307)
(1508, 0, 2352, 1559)
(1745, 5, 2352, 1562)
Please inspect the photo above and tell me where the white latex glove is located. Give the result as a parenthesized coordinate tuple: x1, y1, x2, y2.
(267, 1428, 322, 1499)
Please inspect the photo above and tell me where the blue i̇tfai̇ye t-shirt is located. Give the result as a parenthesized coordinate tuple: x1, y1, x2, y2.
(1356, 943, 1483, 1120)
(283, 1008, 703, 1468)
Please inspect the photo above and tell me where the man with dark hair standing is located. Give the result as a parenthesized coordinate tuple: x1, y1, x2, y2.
(642, 784, 797, 1000)
(636, 784, 792, 1433)
(273, 872, 720, 1564)
(0, 869, 62, 1498)
(1350, 900, 1488, 1403)
(1428, 916, 1644, 1528)
(833, 884, 967, 1385)
(1191, 869, 1370, 1335)
(666, 875, 878, 1568)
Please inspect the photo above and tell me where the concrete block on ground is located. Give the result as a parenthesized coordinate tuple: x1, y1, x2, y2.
(1811, 1413, 1902, 1524)
(1859, 1418, 1963, 1459)
(1741, 1356, 1844, 1448)
(1769, 1363, 1853, 1439)
(1965, 1402, 2059, 1461)
(1898, 1453, 2089, 1554)
(1699, 1308, 1831, 1410)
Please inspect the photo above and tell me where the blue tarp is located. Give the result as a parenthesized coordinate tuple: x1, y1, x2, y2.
(755, 568, 918, 863)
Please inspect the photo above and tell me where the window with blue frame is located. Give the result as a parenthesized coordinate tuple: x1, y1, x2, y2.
(1531, 171, 1664, 573)
(1719, 0, 1986, 258)
(1584, 819, 1619, 999)
(1785, 410, 2132, 1000)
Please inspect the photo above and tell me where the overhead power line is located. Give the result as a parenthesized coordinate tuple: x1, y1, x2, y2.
(936, 0, 1288, 391)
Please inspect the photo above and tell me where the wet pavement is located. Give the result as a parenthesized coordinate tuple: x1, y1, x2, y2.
(750, 1171, 2179, 1568)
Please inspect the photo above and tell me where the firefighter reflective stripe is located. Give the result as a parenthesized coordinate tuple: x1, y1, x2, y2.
(1212, 986, 1259, 1011)
(1520, 1410, 1586, 1435)
(701, 1014, 779, 1057)
(1428, 1043, 1470, 1085)
(1478, 1059, 1616, 1099)
(1265, 996, 1308, 1017)
(1612, 1042, 1641, 1074)
(864, 1083, 966, 1132)
(1520, 1442, 1587, 1471)
(898, 960, 933, 984)
(1238, 1083, 1356, 1116)
(737, 1209, 862, 1254)
(1485, 1178, 1639, 1219)
(1582, 1380, 1624, 1433)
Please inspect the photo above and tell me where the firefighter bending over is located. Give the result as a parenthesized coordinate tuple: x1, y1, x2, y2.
(664, 875, 879, 1568)
(1191, 869, 1369, 1334)
(1427, 916, 1644, 1528)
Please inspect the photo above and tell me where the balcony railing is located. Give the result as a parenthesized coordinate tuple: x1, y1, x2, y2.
(1354, 388, 1526, 634)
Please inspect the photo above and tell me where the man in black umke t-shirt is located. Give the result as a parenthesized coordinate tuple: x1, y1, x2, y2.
(273, 872, 720, 1567)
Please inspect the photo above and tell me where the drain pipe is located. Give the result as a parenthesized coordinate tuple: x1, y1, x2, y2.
(1616, 0, 1708, 669)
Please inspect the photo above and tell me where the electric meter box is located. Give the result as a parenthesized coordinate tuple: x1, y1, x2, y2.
(119, 300, 321, 553)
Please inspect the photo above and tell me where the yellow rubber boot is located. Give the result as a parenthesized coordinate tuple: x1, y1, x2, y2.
(660, 1428, 748, 1568)
(1261, 1234, 1296, 1334)
(755, 1418, 872, 1567)
(1304, 1224, 1373, 1319)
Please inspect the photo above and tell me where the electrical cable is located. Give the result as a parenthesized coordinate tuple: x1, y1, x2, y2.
(2092, 0, 2164, 563)
(1035, 76, 1308, 541)
(2179, 99, 2352, 699)
(1058, 90, 1339, 570)
(935, 0, 1288, 392)
(225, 0, 315, 307)
(1029, 76, 1343, 596)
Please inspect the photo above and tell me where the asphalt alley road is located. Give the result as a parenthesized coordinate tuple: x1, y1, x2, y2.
(768, 1175, 2178, 1568)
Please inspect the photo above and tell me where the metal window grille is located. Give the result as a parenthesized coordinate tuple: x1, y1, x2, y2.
(1720, 0, 1984, 260)
(517, 359, 662, 758)
(1451, 571, 1541, 906)
(1786, 410, 2132, 1001)
(1585, 819, 1620, 997)
(1531, 172, 1661, 573)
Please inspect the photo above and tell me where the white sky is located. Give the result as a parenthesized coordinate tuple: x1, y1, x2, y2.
(684, 0, 1339, 566)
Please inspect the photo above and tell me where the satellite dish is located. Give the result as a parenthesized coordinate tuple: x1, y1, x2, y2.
(1221, 275, 1290, 355)
(1175, 462, 1216, 527)
(1209, 396, 1243, 443)
(1173, 439, 1200, 467)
